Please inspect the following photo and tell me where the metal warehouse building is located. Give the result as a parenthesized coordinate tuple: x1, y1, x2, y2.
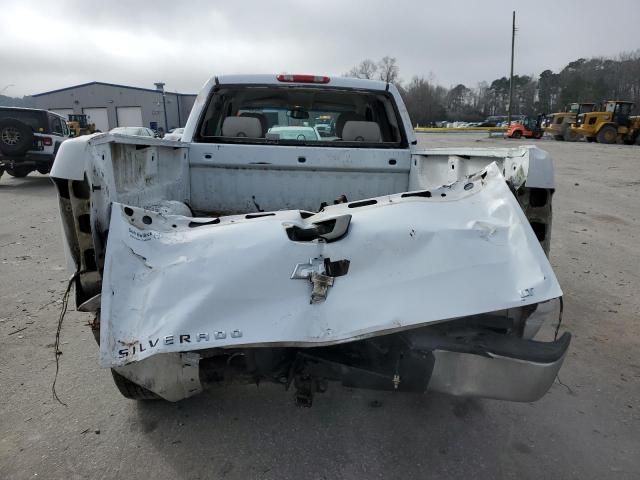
(30, 82, 197, 133)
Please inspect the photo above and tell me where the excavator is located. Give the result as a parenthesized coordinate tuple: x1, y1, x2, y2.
(544, 103, 596, 141)
(571, 101, 640, 144)
(67, 114, 99, 137)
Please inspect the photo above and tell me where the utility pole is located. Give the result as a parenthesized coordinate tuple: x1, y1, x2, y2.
(507, 11, 516, 125)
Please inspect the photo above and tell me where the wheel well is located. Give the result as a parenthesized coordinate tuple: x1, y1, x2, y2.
(597, 122, 618, 132)
(516, 186, 553, 256)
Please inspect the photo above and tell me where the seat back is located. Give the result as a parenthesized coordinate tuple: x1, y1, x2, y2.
(335, 112, 364, 138)
(221, 117, 263, 138)
(341, 121, 382, 142)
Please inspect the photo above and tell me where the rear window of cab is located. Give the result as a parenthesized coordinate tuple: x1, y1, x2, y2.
(196, 85, 407, 148)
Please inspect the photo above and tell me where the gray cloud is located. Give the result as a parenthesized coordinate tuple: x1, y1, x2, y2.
(1, 0, 639, 97)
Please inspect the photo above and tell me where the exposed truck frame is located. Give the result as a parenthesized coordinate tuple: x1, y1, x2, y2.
(51, 74, 568, 405)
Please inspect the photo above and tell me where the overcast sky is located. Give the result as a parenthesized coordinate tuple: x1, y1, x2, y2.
(1, 0, 639, 97)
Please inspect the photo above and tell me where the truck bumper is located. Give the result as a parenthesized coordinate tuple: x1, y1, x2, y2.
(427, 332, 570, 402)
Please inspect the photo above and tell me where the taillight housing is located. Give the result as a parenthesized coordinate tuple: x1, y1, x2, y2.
(42, 136, 53, 146)
(276, 74, 330, 84)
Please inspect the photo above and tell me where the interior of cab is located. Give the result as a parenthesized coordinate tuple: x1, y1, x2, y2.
(196, 86, 405, 146)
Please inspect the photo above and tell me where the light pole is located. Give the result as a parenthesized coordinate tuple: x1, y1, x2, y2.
(507, 11, 516, 125)
(154, 82, 169, 133)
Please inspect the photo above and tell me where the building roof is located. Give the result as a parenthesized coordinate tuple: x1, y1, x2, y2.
(32, 81, 196, 98)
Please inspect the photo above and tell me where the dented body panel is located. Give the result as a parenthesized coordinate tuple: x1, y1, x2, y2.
(102, 163, 561, 367)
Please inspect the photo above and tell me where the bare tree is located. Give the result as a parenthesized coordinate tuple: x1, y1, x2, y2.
(377, 56, 399, 84)
(400, 76, 447, 125)
(345, 59, 378, 79)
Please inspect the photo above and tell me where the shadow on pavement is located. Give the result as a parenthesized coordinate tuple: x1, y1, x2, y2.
(0, 174, 55, 195)
(133, 384, 495, 479)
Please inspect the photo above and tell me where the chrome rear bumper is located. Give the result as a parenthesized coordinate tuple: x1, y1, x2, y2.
(427, 332, 571, 402)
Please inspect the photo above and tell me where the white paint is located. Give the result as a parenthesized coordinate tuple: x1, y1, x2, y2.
(83, 107, 109, 132)
(116, 106, 143, 127)
(100, 162, 562, 367)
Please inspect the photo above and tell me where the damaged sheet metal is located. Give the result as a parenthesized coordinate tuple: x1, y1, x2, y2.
(100, 162, 562, 367)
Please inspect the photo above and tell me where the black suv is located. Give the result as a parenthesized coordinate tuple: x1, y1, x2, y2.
(0, 107, 71, 179)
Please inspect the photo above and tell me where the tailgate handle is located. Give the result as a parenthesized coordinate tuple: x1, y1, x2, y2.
(286, 214, 351, 243)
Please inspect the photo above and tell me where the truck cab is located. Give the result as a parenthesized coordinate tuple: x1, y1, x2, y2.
(50, 74, 568, 405)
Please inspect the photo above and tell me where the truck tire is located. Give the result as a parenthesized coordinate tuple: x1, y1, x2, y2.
(111, 370, 161, 400)
(511, 130, 522, 139)
(36, 166, 51, 175)
(0, 118, 33, 156)
(597, 125, 617, 144)
(5, 165, 32, 177)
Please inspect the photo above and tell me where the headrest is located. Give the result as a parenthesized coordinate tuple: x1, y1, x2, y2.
(336, 112, 364, 137)
(341, 121, 382, 142)
(221, 117, 263, 138)
(239, 112, 268, 136)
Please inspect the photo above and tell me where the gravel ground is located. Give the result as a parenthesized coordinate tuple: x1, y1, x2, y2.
(1, 133, 639, 479)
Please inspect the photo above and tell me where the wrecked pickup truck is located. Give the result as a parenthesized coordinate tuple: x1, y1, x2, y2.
(51, 74, 569, 405)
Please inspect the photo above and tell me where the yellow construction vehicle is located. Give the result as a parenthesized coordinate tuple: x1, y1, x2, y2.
(571, 101, 640, 144)
(544, 103, 596, 141)
(66, 114, 98, 137)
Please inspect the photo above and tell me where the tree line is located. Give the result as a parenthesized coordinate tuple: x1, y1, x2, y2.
(346, 51, 640, 125)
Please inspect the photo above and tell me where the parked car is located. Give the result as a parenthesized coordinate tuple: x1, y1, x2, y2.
(0, 107, 70, 179)
(162, 128, 185, 141)
(314, 123, 333, 137)
(109, 126, 157, 137)
(51, 74, 568, 405)
(266, 126, 320, 141)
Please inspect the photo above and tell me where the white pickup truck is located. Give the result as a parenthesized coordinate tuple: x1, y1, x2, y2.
(52, 74, 569, 405)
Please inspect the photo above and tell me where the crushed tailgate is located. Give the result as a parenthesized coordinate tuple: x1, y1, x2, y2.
(100, 163, 562, 367)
